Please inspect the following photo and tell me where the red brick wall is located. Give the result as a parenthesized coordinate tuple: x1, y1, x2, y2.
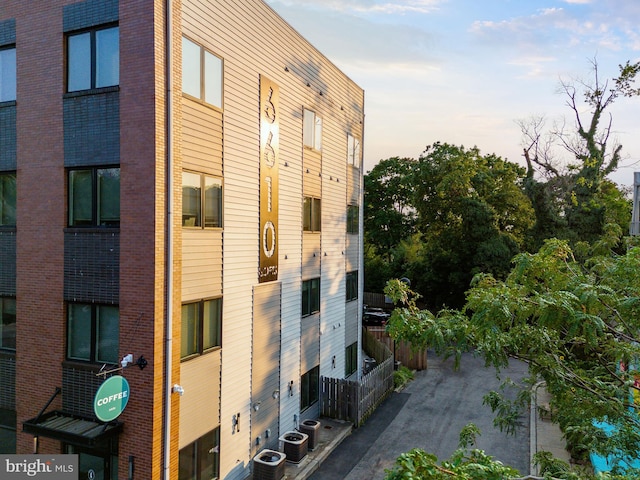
(12, 0, 65, 455)
(5, 1, 180, 478)
(119, 0, 175, 478)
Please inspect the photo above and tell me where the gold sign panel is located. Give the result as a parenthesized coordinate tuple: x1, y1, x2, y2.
(259, 76, 279, 282)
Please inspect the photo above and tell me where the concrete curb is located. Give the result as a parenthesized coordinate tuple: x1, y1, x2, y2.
(293, 426, 353, 479)
(530, 381, 544, 476)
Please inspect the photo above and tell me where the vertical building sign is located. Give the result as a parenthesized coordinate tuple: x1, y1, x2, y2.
(259, 76, 279, 282)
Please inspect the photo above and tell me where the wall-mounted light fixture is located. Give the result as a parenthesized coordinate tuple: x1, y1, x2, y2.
(172, 384, 184, 396)
(233, 413, 240, 433)
(288, 381, 294, 396)
(272, 390, 280, 400)
(253, 402, 261, 412)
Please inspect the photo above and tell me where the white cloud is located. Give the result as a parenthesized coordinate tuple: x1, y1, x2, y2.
(269, 0, 446, 15)
(267, 0, 640, 185)
(267, 1, 441, 69)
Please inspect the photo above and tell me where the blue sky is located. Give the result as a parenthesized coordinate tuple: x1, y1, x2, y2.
(266, 0, 640, 187)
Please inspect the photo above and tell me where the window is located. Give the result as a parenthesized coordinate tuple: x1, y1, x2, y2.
(182, 37, 223, 109)
(65, 440, 118, 480)
(0, 297, 16, 351)
(68, 167, 120, 227)
(303, 109, 322, 151)
(346, 271, 358, 302)
(301, 366, 319, 411)
(181, 298, 222, 359)
(347, 134, 360, 167)
(303, 197, 321, 232)
(302, 278, 320, 317)
(182, 171, 222, 228)
(67, 304, 119, 364)
(179, 428, 220, 480)
(345, 342, 358, 376)
(0, 172, 16, 226)
(347, 205, 359, 234)
(67, 26, 119, 92)
(0, 47, 16, 102)
(0, 408, 16, 454)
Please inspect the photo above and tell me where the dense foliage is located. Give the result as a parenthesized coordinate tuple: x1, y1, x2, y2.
(364, 143, 534, 309)
(384, 424, 520, 480)
(384, 233, 640, 476)
(364, 61, 636, 312)
(373, 59, 639, 478)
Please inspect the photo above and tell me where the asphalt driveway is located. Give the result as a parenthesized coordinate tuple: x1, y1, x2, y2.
(309, 351, 530, 480)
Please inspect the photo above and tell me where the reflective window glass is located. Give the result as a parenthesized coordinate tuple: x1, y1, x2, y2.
(67, 33, 91, 92)
(96, 27, 119, 88)
(182, 37, 201, 99)
(0, 47, 16, 102)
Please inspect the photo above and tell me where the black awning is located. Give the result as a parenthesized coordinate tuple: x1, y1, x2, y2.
(23, 410, 123, 446)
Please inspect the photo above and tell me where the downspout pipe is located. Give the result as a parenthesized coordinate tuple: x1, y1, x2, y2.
(163, 0, 174, 479)
(358, 99, 365, 381)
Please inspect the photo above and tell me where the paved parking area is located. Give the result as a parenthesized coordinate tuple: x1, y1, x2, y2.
(309, 352, 530, 480)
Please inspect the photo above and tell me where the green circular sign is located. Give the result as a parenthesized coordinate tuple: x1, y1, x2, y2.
(94, 375, 130, 422)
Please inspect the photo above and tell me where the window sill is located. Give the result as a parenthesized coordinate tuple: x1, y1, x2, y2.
(301, 400, 319, 413)
(64, 85, 120, 99)
(0, 100, 16, 108)
(62, 359, 118, 372)
(182, 93, 223, 113)
(65, 226, 120, 233)
(180, 346, 221, 363)
(182, 226, 223, 230)
(0, 349, 16, 359)
(303, 145, 322, 154)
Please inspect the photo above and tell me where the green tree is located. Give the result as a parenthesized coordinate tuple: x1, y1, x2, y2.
(364, 157, 417, 259)
(386, 235, 640, 472)
(409, 143, 534, 309)
(520, 60, 637, 250)
(363, 157, 418, 292)
(384, 424, 520, 480)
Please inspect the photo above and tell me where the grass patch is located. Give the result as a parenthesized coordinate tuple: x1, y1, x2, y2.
(394, 365, 415, 390)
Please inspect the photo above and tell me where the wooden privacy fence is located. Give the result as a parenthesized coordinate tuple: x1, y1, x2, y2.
(320, 329, 395, 427)
(363, 291, 391, 309)
(366, 326, 428, 370)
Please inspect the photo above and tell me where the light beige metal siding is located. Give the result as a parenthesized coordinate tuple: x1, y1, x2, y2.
(345, 301, 359, 345)
(251, 283, 282, 457)
(182, 100, 223, 176)
(301, 314, 320, 373)
(302, 233, 321, 277)
(181, 0, 364, 477)
(346, 234, 359, 272)
(181, 230, 223, 300)
(303, 149, 322, 198)
(347, 164, 360, 205)
(178, 351, 222, 448)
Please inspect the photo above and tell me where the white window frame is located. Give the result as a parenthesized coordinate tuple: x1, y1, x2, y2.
(347, 133, 360, 167)
(182, 37, 223, 109)
(303, 108, 322, 151)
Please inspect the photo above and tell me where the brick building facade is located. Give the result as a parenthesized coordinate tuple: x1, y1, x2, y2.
(0, 1, 364, 479)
